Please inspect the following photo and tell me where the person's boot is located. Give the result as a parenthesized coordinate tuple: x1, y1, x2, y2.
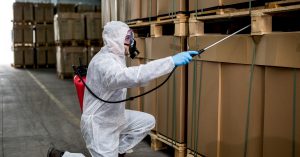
(47, 146, 65, 157)
(118, 153, 126, 157)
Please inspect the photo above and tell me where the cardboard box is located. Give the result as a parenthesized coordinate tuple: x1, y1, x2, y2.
(13, 47, 24, 65)
(188, 35, 253, 65)
(187, 61, 220, 157)
(36, 25, 47, 44)
(24, 47, 34, 65)
(142, 80, 158, 131)
(56, 4, 75, 13)
(220, 63, 264, 157)
(263, 67, 300, 157)
(118, 0, 127, 21)
(44, 3, 54, 22)
(47, 47, 56, 65)
(157, 0, 186, 16)
(189, 0, 252, 11)
(13, 25, 23, 43)
(187, 62, 264, 157)
(56, 46, 87, 75)
(84, 13, 102, 40)
(54, 13, 85, 41)
(87, 46, 101, 63)
(34, 3, 54, 23)
(141, 0, 157, 18)
(255, 32, 300, 68)
(76, 4, 95, 13)
(96, 5, 101, 12)
(13, 2, 23, 22)
(23, 25, 34, 44)
(126, 0, 141, 20)
(36, 47, 47, 65)
(46, 24, 55, 44)
(145, 36, 186, 143)
(23, 3, 34, 22)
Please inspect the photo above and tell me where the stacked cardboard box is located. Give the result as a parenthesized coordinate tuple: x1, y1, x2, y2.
(54, 13, 85, 41)
(56, 4, 75, 13)
(145, 36, 186, 143)
(84, 13, 102, 40)
(187, 32, 300, 156)
(76, 4, 96, 13)
(56, 46, 87, 76)
(34, 3, 54, 23)
(13, 2, 35, 67)
(33, 3, 55, 67)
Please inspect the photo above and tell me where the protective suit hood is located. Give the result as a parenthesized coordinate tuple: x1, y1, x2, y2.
(102, 21, 130, 57)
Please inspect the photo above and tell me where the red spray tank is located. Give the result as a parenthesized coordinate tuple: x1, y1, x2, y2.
(73, 64, 87, 113)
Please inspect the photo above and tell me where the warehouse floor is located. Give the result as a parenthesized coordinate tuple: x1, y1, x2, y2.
(0, 65, 172, 157)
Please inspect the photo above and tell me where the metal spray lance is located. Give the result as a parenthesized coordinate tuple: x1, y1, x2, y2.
(191, 24, 251, 57)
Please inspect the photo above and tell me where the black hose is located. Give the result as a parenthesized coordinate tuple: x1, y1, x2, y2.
(75, 67, 177, 104)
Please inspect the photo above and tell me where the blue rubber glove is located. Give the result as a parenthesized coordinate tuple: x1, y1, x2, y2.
(172, 51, 199, 66)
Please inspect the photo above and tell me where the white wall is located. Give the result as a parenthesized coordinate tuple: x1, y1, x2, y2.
(0, 0, 14, 65)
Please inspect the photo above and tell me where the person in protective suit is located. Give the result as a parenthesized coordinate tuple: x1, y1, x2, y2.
(47, 21, 198, 157)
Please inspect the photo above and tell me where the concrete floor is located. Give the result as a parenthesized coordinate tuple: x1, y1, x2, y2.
(0, 65, 172, 157)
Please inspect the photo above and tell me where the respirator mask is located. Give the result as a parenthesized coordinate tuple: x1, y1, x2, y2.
(124, 29, 140, 59)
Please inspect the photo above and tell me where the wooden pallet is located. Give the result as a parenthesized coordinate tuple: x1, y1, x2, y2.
(12, 21, 34, 25)
(55, 40, 85, 47)
(13, 43, 35, 47)
(35, 43, 47, 47)
(85, 40, 103, 47)
(33, 21, 54, 25)
(189, 3, 300, 36)
(149, 131, 186, 157)
(266, 0, 300, 9)
(11, 63, 36, 69)
(186, 149, 205, 157)
(127, 13, 189, 37)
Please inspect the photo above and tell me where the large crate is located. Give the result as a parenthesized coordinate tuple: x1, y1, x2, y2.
(46, 24, 55, 44)
(56, 46, 87, 77)
(186, 32, 300, 157)
(263, 67, 300, 157)
(13, 47, 24, 66)
(56, 4, 75, 13)
(76, 4, 95, 13)
(23, 3, 34, 22)
(13, 25, 34, 45)
(126, 0, 141, 21)
(47, 46, 56, 65)
(84, 13, 102, 40)
(24, 47, 35, 66)
(36, 47, 47, 65)
(13, 2, 23, 22)
(34, 3, 54, 23)
(23, 25, 34, 44)
(35, 24, 47, 45)
(157, 0, 187, 16)
(13, 2, 34, 22)
(145, 36, 186, 143)
(13, 25, 23, 44)
(54, 13, 85, 41)
(141, 0, 157, 19)
(87, 46, 101, 63)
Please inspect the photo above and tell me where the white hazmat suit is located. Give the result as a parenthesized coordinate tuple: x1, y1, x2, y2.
(80, 21, 175, 157)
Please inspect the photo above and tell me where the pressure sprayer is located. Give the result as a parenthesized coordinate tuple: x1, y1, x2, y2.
(73, 25, 250, 112)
